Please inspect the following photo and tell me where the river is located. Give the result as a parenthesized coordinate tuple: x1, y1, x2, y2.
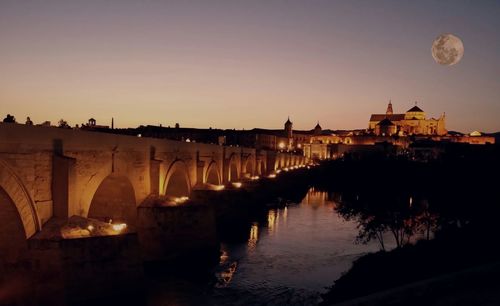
(147, 188, 396, 306)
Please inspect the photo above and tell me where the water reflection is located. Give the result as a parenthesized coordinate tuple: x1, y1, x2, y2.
(216, 246, 240, 288)
(149, 188, 419, 306)
(216, 259, 238, 288)
(267, 210, 278, 234)
(302, 187, 328, 208)
(209, 188, 386, 305)
(247, 222, 259, 251)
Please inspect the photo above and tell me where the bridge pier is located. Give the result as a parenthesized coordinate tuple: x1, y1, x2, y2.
(28, 231, 143, 305)
(137, 200, 218, 265)
(52, 154, 77, 219)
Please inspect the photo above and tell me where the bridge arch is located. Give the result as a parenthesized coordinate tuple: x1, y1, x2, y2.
(274, 156, 281, 171)
(242, 155, 255, 178)
(87, 174, 137, 226)
(205, 161, 221, 185)
(257, 159, 266, 175)
(0, 160, 39, 239)
(164, 160, 191, 197)
(227, 153, 240, 182)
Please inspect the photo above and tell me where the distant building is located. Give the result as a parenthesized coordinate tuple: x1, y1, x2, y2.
(38, 121, 51, 127)
(81, 118, 110, 131)
(369, 101, 447, 136)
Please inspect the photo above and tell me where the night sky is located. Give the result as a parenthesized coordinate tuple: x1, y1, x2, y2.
(1, 0, 499, 132)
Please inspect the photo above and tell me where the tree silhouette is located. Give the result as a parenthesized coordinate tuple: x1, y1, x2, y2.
(2, 114, 16, 123)
(58, 119, 70, 128)
(335, 191, 438, 250)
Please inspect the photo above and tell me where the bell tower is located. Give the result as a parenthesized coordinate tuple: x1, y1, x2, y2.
(386, 100, 393, 115)
(284, 117, 293, 139)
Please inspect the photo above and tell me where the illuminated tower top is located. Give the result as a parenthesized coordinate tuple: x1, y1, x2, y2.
(386, 100, 393, 115)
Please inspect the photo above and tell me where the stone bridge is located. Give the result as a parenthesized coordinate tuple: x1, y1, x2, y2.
(0, 123, 308, 260)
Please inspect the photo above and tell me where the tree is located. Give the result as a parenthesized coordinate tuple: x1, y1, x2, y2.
(2, 114, 16, 123)
(58, 119, 70, 128)
(335, 191, 438, 250)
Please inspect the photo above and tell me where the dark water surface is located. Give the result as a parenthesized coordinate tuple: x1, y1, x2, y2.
(147, 188, 395, 306)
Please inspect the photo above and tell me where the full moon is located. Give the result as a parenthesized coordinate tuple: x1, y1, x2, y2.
(431, 33, 464, 66)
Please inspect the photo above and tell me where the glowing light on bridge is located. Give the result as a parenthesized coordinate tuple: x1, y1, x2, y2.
(205, 184, 225, 191)
(174, 196, 189, 204)
(278, 142, 285, 149)
(250, 176, 260, 180)
(87, 225, 94, 231)
(268, 174, 276, 178)
(112, 223, 127, 232)
(231, 182, 242, 188)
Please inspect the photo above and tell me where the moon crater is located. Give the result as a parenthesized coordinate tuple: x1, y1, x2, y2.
(431, 33, 464, 66)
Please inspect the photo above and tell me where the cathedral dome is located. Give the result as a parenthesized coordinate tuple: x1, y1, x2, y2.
(313, 122, 322, 135)
(407, 105, 424, 112)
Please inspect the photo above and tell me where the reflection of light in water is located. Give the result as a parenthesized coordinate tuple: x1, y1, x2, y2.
(268, 209, 279, 233)
(283, 206, 288, 223)
(268, 174, 276, 178)
(247, 222, 259, 251)
(219, 250, 229, 264)
(302, 188, 336, 209)
(231, 182, 242, 188)
(216, 249, 238, 288)
(217, 262, 238, 288)
(304, 189, 326, 208)
(409, 196, 413, 207)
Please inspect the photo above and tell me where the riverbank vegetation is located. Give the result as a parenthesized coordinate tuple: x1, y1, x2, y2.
(315, 143, 500, 304)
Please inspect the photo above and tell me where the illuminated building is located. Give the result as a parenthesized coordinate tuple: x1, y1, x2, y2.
(368, 101, 447, 136)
